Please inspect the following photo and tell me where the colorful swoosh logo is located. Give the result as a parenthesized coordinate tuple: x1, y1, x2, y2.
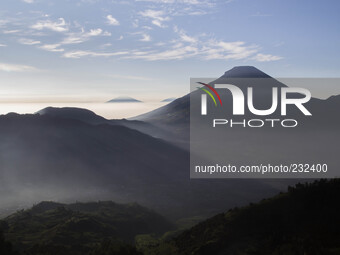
(197, 82, 223, 106)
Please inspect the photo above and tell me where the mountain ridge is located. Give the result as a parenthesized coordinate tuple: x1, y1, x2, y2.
(107, 96, 142, 103)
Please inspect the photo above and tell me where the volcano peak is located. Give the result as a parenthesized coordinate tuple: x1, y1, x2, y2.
(222, 66, 271, 78)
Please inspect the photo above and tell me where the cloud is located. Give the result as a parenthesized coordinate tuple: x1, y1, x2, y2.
(0, 20, 9, 27)
(0, 62, 37, 72)
(208, 41, 258, 60)
(39, 44, 64, 52)
(0, 44, 7, 47)
(61, 35, 85, 45)
(31, 18, 68, 32)
(22, 0, 34, 3)
(142, 26, 153, 30)
(61, 28, 110, 45)
(103, 31, 112, 36)
(3, 30, 21, 34)
(25, 16, 280, 63)
(252, 53, 283, 62)
(87, 28, 103, 36)
(19, 38, 41, 45)
(106, 15, 120, 26)
(174, 27, 197, 43)
(139, 10, 170, 28)
(59, 27, 282, 63)
(101, 43, 112, 48)
(63, 50, 128, 59)
(122, 28, 279, 62)
(151, 20, 163, 27)
(126, 46, 199, 61)
(140, 34, 151, 42)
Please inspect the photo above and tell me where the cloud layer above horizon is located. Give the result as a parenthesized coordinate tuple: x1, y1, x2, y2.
(0, 0, 339, 101)
(0, 0, 283, 72)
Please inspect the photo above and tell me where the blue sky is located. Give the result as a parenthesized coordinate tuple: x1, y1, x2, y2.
(0, 0, 339, 102)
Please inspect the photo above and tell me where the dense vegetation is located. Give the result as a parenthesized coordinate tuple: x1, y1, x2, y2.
(143, 179, 340, 255)
(0, 201, 173, 255)
(2, 179, 340, 254)
(0, 231, 18, 255)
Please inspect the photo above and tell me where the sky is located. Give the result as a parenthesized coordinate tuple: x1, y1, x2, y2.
(0, 0, 340, 104)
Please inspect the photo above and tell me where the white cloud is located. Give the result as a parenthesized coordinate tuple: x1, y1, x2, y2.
(36, 21, 280, 63)
(140, 34, 151, 42)
(87, 28, 103, 36)
(151, 20, 163, 27)
(0, 20, 9, 27)
(175, 27, 197, 43)
(142, 26, 153, 30)
(139, 10, 170, 28)
(126, 46, 199, 61)
(103, 31, 112, 36)
(3, 30, 21, 34)
(63, 50, 128, 59)
(19, 38, 41, 45)
(0, 62, 37, 72)
(61, 35, 85, 45)
(59, 27, 282, 62)
(0, 44, 7, 47)
(101, 43, 112, 48)
(132, 19, 139, 28)
(212, 41, 258, 60)
(22, 0, 34, 3)
(252, 53, 283, 62)
(121, 28, 277, 62)
(118, 35, 124, 40)
(31, 18, 68, 32)
(106, 15, 120, 26)
(61, 28, 110, 45)
(39, 44, 64, 52)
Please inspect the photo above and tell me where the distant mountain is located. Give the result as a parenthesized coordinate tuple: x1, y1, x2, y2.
(152, 179, 340, 255)
(2, 201, 173, 254)
(131, 66, 274, 128)
(37, 107, 183, 147)
(37, 107, 107, 125)
(0, 112, 279, 220)
(132, 66, 340, 169)
(161, 98, 176, 102)
(222, 65, 271, 78)
(107, 96, 142, 103)
(2, 66, 338, 223)
(131, 94, 190, 148)
(131, 94, 189, 126)
(0, 113, 185, 216)
(131, 66, 277, 126)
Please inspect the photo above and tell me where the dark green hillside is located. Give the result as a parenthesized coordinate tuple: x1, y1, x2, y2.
(2, 180, 340, 255)
(1, 201, 173, 255)
(145, 179, 340, 255)
(0, 231, 18, 255)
